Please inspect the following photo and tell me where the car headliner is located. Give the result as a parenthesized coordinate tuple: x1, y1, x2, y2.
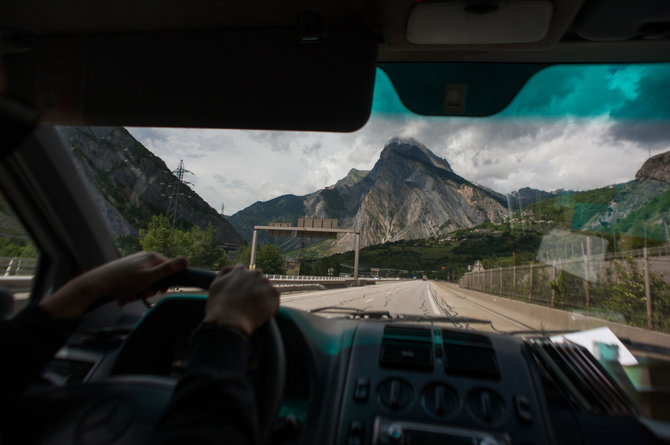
(2, 0, 670, 130)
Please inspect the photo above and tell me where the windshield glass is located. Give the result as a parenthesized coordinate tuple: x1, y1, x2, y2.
(44, 64, 670, 340)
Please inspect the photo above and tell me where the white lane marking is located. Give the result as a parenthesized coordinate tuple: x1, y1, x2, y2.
(426, 284, 442, 315)
(365, 298, 374, 303)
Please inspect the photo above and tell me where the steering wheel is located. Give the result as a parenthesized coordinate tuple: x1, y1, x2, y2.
(8, 268, 286, 445)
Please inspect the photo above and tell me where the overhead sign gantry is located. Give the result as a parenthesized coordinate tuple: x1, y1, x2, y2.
(249, 218, 361, 280)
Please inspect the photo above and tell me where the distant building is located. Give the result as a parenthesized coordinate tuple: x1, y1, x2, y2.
(285, 256, 300, 275)
(223, 243, 240, 260)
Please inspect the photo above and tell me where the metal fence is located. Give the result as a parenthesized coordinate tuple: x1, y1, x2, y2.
(1, 257, 37, 277)
(266, 274, 349, 281)
(459, 248, 670, 333)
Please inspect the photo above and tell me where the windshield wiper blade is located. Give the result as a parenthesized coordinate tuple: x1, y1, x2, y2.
(308, 306, 392, 319)
(506, 329, 579, 336)
(620, 338, 670, 357)
(391, 314, 492, 324)
(308, 307, 491, 324)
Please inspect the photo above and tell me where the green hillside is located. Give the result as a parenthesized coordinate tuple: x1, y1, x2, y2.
(608, 188, 670, 241)
(524, 186, 620, 229)
(228, 194, 307, 242)
(296, 224, 547, 278)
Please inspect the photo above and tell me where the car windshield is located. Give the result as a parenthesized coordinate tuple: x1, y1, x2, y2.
(5, 63, 669, 342)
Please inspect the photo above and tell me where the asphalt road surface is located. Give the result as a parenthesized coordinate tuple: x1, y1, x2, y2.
(281, 280, 537, 333)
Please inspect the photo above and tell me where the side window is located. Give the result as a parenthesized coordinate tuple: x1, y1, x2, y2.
(0, 190, 40, 317)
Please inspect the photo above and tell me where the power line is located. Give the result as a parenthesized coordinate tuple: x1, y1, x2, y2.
(165, 160, 193, 228)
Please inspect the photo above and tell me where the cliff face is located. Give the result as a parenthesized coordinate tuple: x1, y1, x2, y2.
(56, 126, 243, 245)
(230, 137, 508, 252)
(636, 151, 670, 183)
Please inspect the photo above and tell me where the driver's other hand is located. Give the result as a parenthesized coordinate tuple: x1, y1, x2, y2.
(40, 252, 188, 319)
(203, 264, 280, 337)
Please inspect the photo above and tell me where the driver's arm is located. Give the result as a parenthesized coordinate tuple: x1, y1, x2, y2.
(152, 265, 280, 445)
(0, 252, 187, 416)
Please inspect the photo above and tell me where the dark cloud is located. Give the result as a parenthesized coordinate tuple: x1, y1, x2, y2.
(302, 141, 322, 156)
(246, 131, 294, 153)
(605, 65, 670, 147)
(502, 65, 629, 117)
(610, 65, 670, 120)
(607, 122, 670, 149)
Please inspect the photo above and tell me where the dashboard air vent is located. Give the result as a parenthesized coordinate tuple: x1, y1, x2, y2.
(380, 326, 433, 371)
(530, 339, 636, 417)
(442, 330, 499, 379)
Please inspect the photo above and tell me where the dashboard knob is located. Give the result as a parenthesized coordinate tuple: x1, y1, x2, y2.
(421, 383, 458, 418)
(466, 388, 506, 424)
(387, 424, 404, 445)
(377, 378, 413, 411)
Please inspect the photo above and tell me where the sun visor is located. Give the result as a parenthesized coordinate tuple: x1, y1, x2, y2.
(379, 62, 548, 117)
(8, 25, 378, 132)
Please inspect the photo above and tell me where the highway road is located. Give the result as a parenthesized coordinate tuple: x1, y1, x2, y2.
(281, 280, 537, 333)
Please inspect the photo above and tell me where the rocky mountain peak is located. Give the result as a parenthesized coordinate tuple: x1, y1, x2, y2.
(379, 137, 453, 173)
(636, 150, 670, 183)
(230, 137, 507, 253)
(333, 168, 369, 189)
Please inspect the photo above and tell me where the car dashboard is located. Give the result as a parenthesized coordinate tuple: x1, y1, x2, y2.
(45, 295, 664, 445)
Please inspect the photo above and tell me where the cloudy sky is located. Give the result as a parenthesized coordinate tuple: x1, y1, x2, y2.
(128, 63, 670, 215)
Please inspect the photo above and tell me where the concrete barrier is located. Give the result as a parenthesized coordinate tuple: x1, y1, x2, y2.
(436, 282, 670, 349)
(0, 276, 33, 292)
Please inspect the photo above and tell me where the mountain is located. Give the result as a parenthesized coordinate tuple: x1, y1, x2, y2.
(229, 137, 508, 252)
(56, 126, 243, 245)
(504, 187, 576, 210)
(522, 150, 670, 242)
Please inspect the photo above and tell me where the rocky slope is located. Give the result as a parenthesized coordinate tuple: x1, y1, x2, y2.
(538, 150, 670, 240)
(230, 137, 508, 252)
(56, 126, 243, 245)
(636, 151, 670, 183)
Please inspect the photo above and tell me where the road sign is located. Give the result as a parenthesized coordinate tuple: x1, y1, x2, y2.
(297, 218, 338, 239)
(268, 222, 293, 237)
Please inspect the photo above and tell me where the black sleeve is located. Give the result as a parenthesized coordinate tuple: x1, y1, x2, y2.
(0, 305, 79, 413)
(152, 324, 259, 445)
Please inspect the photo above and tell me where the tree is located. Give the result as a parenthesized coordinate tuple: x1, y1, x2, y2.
(0, 238, 38, 258)
(115, 235, 141, 256)
(140, 215, 185, 258)
(184, 224, 229, 270)
(140, 215, 229, 270)
(299, 260, 313, 275)
(235, 244, 251, 268)
(255, 244, 285, 274)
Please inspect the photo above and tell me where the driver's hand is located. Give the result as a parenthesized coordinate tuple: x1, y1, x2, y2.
(203, 264, 280, 337)
(40, 251, 188, 319)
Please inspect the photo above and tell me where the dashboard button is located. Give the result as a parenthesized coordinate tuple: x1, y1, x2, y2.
(348, 420, 365, 445)
(354, 377, 370, 402)
(514, 395, 533, 423)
